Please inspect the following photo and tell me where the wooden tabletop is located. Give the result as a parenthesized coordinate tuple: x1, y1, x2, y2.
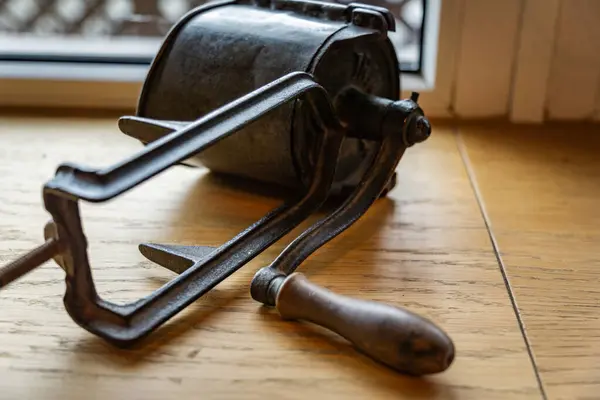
(461, 124, 600, 400)
(0, 116, 597, 399)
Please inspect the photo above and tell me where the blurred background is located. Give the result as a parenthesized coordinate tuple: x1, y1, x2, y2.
(0, 0, 426, 71)
(0, 0, 599, 124)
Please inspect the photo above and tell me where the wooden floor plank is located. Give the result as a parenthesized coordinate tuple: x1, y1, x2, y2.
(0, 117, 540, 399)
(460, 124, 600, 400)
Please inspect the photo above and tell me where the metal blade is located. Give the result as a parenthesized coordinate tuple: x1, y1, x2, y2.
(139, 243, 216, 274)
(118, 116, 191, 144)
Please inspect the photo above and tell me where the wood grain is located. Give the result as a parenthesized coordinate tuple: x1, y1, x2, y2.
(0, 117, 540, 399)
(460, 124, 600, 400)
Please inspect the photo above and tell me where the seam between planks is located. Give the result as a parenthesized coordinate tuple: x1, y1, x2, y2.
(454, 129, 548, 400)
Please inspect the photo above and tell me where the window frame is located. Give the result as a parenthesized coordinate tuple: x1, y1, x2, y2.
(0, 0, 442, 111)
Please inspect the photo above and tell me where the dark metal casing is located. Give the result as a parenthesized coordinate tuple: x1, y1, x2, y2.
(133, 0, 400, 192)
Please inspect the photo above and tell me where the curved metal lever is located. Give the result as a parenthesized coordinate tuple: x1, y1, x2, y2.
(1, 72, 346, 345)
(247, 94, 454, 376)
(45, 72, 336, 202)
(250, 93, 420, 304)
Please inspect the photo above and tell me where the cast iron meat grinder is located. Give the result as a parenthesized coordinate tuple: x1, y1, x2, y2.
(0, 0, 454, 376)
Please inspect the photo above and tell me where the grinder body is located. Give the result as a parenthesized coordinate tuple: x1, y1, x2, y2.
(130, 0, 400, 193)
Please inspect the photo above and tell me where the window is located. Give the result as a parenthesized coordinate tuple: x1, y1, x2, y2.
(0, 0, 438, 109)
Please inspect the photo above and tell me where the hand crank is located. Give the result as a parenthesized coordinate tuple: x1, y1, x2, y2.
(0, 0, 455, 376)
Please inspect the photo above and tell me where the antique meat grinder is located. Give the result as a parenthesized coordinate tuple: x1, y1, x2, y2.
(0, 0, 455, 376)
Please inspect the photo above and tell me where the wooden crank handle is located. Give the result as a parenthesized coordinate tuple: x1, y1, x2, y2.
(272, 273, 455, 376)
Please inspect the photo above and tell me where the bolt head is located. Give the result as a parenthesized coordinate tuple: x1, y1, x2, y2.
(406, 115, 431, 145)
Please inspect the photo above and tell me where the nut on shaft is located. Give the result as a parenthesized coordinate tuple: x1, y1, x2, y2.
(407, 115, 431, 145)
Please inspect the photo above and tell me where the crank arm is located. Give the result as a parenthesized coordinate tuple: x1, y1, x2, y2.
(144, 92, 455, 375)
(248, 94, 453, 376)
(0, 72, 345, 345)
(257, 98, 453, 376)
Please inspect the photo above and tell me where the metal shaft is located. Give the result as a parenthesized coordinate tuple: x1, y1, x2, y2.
(0, 238, 60, 289)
